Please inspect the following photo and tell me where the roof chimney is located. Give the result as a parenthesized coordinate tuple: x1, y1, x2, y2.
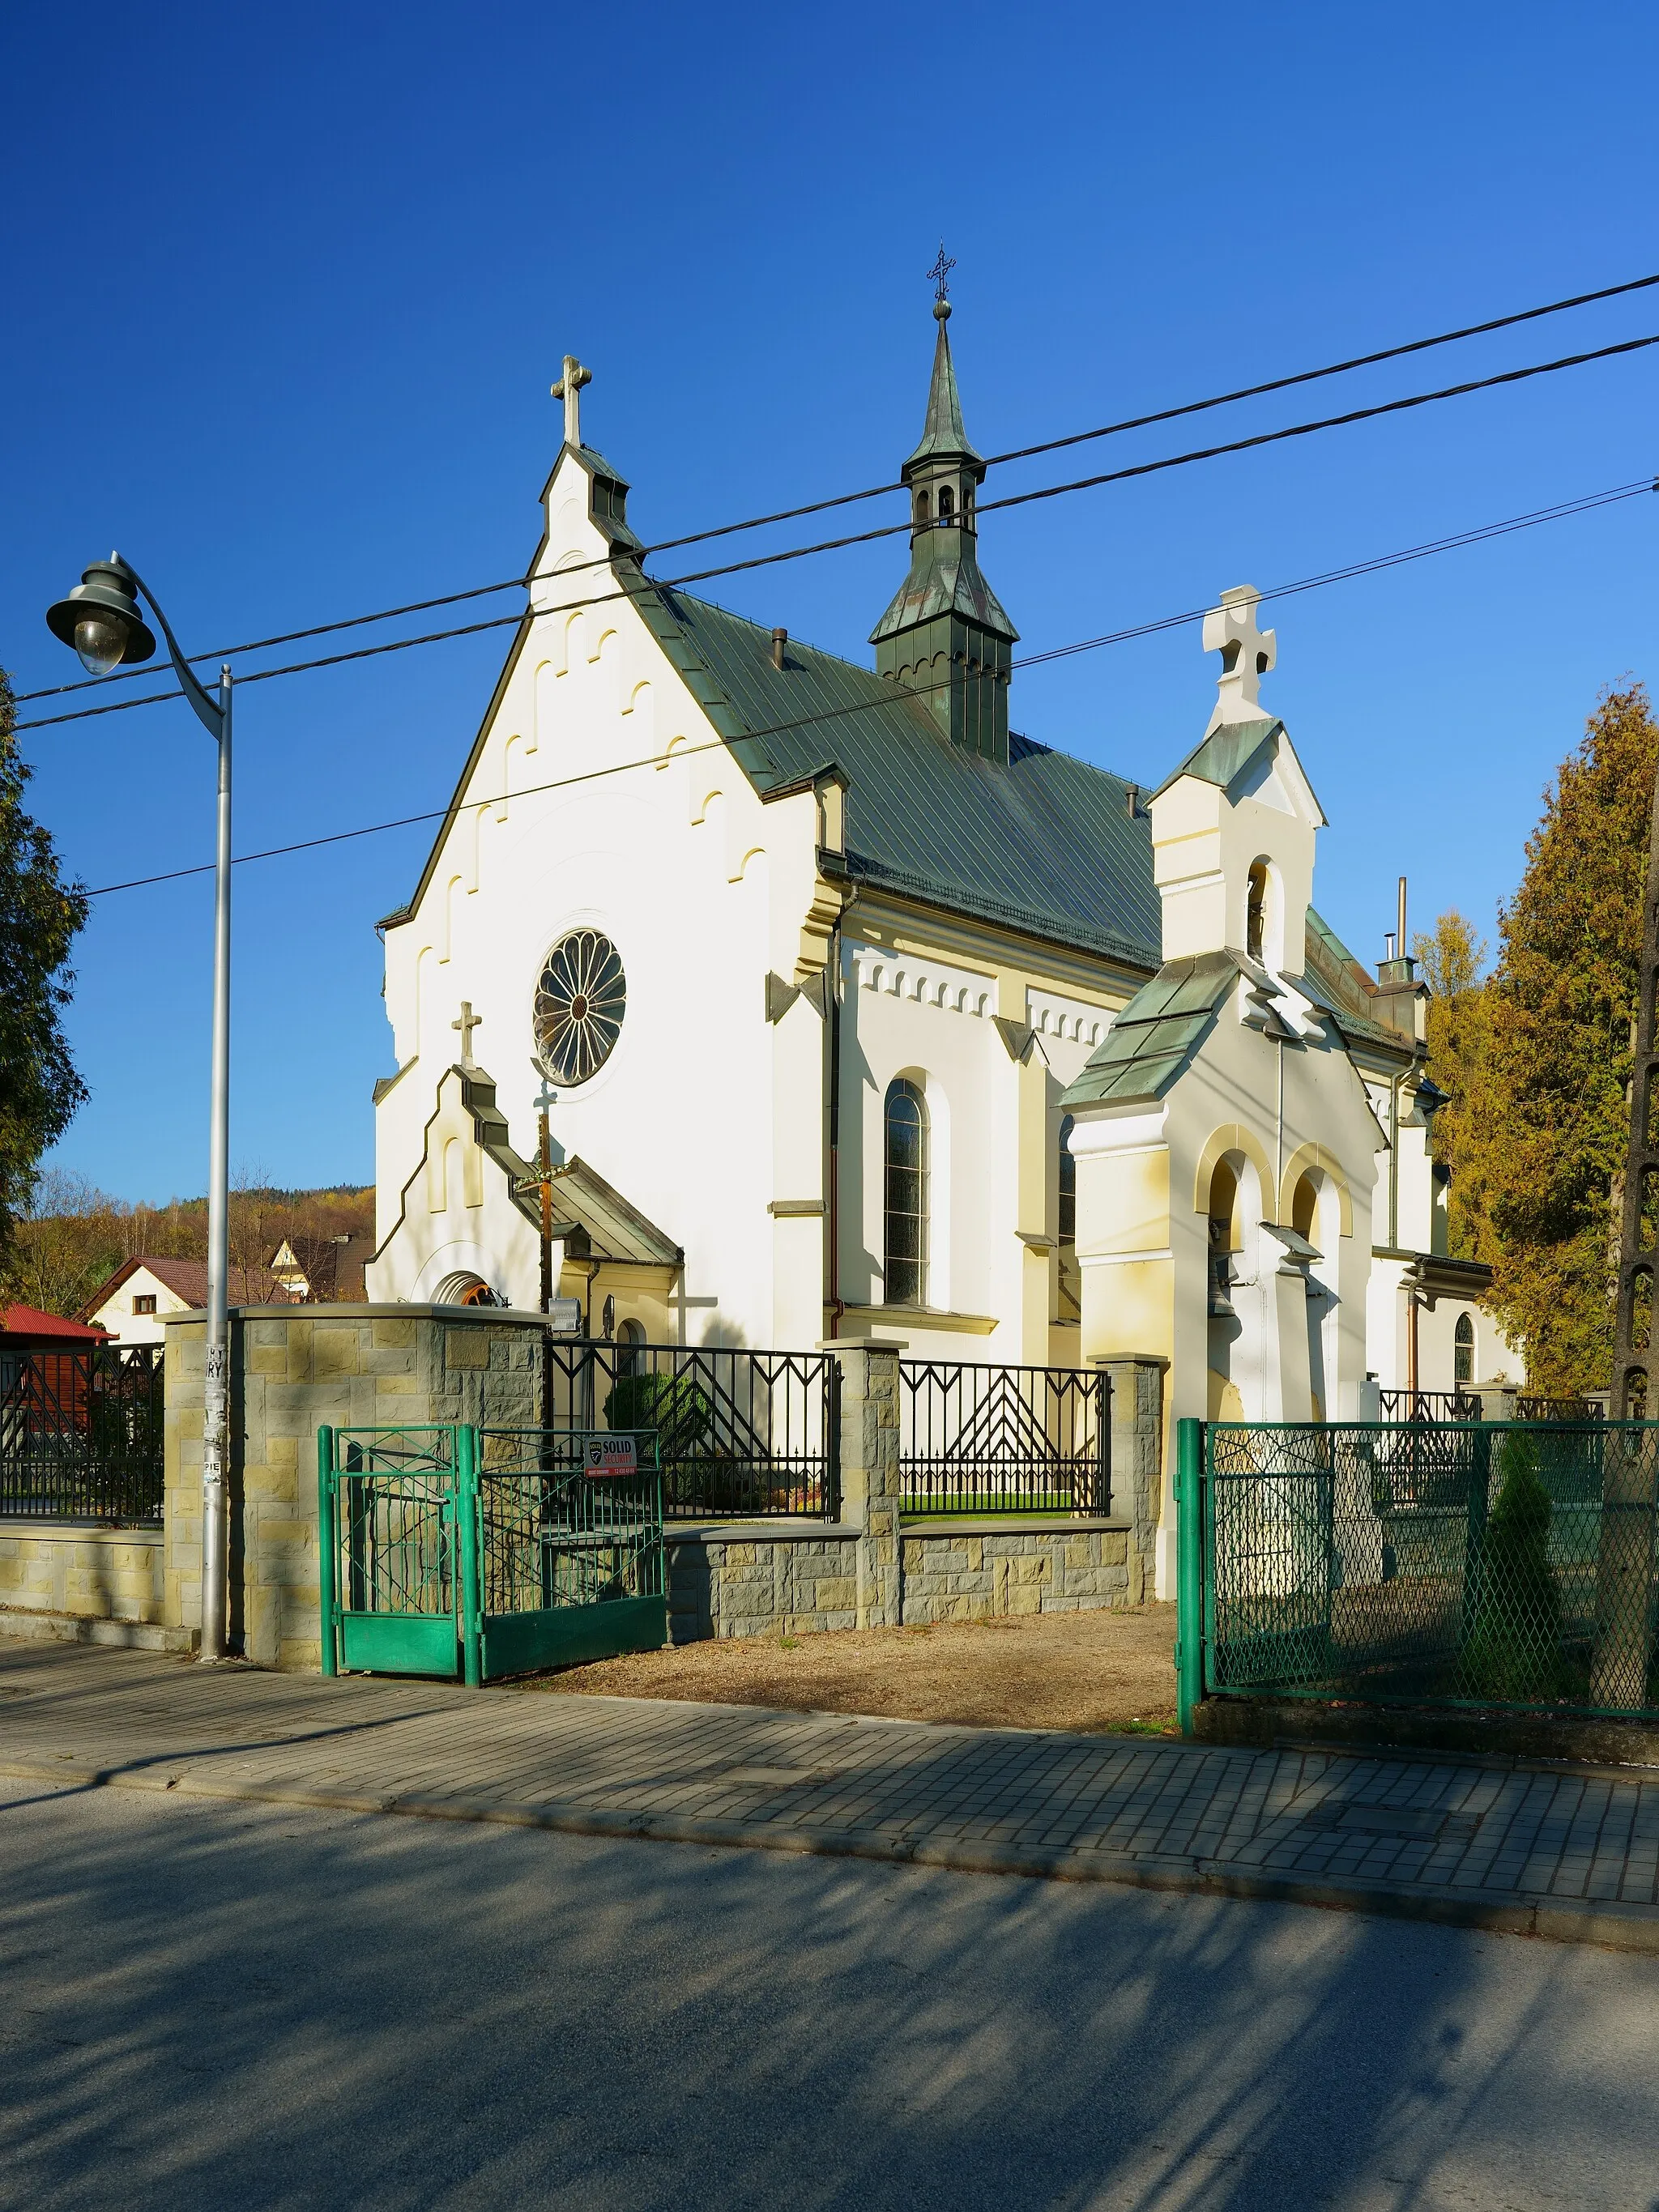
(771, 628, 787, 671)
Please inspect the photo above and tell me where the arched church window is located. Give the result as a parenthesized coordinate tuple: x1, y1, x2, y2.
(1626, 1368, 1648, 1422)
(1058, 1115, 1076, 1247)
(884, 1077, 928, 1306)
(915, 488, 931, 526)
(616, 1317, 646, 1377)
(1454, 1312, 1474, 1386)
(937, 484, 954, 520)
(534, 930, 627, 1085)
(1247, 862, 1269, 965)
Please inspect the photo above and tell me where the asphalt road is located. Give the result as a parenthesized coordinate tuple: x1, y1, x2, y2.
(2, 1776, 1657, 2211)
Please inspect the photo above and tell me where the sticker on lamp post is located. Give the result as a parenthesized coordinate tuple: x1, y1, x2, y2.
(586, 1434, 638, 1477)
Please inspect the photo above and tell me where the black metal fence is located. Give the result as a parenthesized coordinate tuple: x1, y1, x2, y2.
(539, 1341, 838, 1519)
(899, 1360, 1109, 1515)
(1377, 1389, 1484, 1421)
(0, 1344, 165, 1524)
(1517, 1395, 1605, 1422)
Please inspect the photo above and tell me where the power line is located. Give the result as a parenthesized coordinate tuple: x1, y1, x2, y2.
(76, 474, 1656, 901)
(18, 330, 1659, 739)
(18, 266, 1659, 707)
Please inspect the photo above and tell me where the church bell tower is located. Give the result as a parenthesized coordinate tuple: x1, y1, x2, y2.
(871, 268, 1018, 763)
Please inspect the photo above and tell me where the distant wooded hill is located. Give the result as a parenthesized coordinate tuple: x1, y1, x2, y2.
(0, 1173, 374, 1319)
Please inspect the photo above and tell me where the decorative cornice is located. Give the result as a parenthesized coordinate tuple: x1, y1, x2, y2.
(849, 942, 993, 1017)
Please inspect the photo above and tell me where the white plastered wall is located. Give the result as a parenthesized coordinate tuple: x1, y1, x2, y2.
(369, 445, 823, 1349)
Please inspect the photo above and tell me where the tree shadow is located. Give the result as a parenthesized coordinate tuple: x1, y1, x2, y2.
(2, 1767, 1654, 2212)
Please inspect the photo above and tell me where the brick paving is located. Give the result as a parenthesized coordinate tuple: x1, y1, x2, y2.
(3, 1638, 1659, 1946)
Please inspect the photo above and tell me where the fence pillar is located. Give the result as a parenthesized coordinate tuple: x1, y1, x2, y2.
(832, 1345, 903, 1628)
(1471, 1384, 1518, 1421)
(1175, 1416, 1205, 1735)
(1098, 1357, 1166, 1605)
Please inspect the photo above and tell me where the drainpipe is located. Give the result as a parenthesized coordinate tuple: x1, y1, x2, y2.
(825, 921, 845, 1339)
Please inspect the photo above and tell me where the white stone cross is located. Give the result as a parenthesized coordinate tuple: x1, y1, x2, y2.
(452, 1000, 484, 1068)
(1202, 586, 1277, 733)
(550, 354, 592, 449)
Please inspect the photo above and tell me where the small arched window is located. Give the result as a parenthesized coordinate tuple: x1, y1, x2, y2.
(884, 1077, 928, 1306)
(1247, 861, 1269, 964)
(915, 488, 931, 526)
(1058, 1114, 1076, 1247)
(937, 484, 955, 520)
(1633, 1269, 1653, 1355)
(616, 1317, 646, 1377)
(1454, 1312, 1474, 1386)
(1627, 1368, 1648, 1422)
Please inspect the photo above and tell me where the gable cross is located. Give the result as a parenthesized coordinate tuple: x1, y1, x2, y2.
(551, 354, 592, 449)
(1202, 585, 1277, 733)
(451, 1000, 484, 1068)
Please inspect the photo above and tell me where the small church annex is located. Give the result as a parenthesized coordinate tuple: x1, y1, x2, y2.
(365, 295, 1515, 1587)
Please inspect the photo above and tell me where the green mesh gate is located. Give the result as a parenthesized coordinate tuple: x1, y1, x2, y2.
(318, 1425, 667, 1683)
(1175, 1417, 1659, 1731)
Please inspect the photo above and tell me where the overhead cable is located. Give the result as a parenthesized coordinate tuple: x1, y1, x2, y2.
(75, 473, 1656, 899)
(17, 266, 1659, 705)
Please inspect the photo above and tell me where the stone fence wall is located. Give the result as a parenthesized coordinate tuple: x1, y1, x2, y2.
(148, 1306, 1166, 1668)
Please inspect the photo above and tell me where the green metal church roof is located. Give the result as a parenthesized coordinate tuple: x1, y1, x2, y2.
(632, 584, 1162, 965)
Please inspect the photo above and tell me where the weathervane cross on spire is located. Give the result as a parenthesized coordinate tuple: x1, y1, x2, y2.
(550, 354, 592, 449)
(926, 242, 956, 304)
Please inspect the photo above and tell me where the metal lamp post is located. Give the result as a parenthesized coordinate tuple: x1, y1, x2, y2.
(46, 554, 233, 1662)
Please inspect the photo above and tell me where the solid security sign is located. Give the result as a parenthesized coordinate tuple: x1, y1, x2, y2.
(586, 1435, 638, 1477)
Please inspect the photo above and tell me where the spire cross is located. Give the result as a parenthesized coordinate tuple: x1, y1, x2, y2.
(925, 243, 956, 303)
(550, 354, 592, 449)
(1201, 586, 1277, 733)
(451, 1000, 484, 1068)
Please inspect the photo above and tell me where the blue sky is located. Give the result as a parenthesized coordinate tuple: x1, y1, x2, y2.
(2, 1, 1654, 1204)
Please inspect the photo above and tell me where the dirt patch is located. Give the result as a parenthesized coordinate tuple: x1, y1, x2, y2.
(515, 1603, 1179, 1735)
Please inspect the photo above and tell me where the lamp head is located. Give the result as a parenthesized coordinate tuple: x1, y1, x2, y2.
(46, 554, 157, 675)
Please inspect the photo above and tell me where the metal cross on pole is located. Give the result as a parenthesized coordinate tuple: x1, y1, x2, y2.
(529, 1065, 558, 1317)
(925, 242, 955, 301)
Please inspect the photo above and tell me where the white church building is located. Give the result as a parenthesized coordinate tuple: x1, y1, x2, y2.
(365, 301, 1516, 1443)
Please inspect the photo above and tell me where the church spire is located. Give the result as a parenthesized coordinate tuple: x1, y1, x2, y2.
(871, 262, 1018, 764)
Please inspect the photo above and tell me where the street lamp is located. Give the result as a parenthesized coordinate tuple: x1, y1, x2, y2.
(47, 554, 234, 1663)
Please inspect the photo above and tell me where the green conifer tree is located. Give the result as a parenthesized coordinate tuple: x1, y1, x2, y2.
(1475, 684, 1658, 1393)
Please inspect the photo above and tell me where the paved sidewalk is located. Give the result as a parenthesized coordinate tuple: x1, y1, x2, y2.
(3, 1637, 1659, 1950)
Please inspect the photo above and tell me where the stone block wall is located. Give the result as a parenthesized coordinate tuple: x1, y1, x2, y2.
(0, 1523, 164, 1625)
(153, 1315, 1167, 1667)
(899, 1523, 1135, 1620)
(165, 1302, 548, 1669)
(667, 1528, 861, 1642)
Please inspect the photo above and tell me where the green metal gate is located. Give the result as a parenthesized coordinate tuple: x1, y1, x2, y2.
(318, 1424, 667, 1683)
(1175, 1415, 1659, 1732)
